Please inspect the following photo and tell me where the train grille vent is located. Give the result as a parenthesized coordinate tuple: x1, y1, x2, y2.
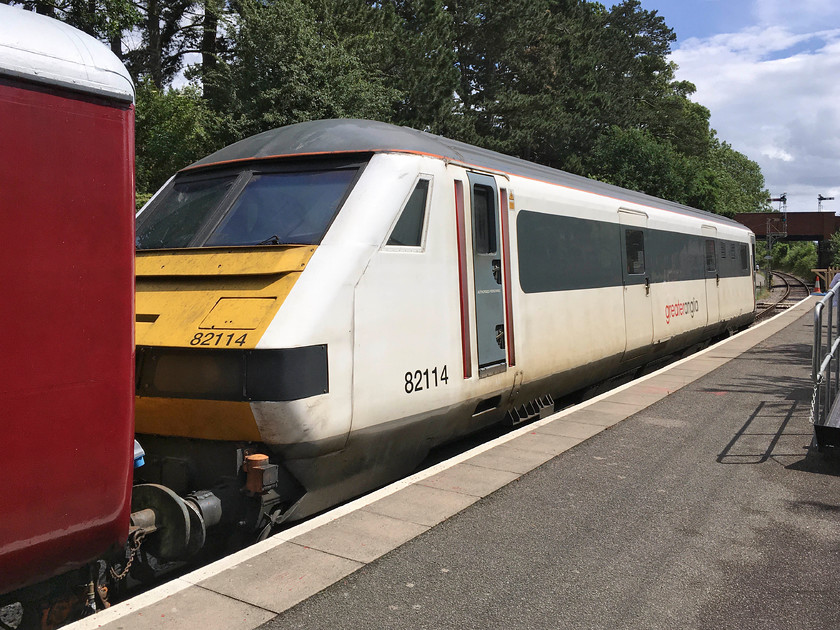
(504, 394, 555, 426)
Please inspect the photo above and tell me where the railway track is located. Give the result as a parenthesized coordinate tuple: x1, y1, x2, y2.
(755, 271, 811, 321)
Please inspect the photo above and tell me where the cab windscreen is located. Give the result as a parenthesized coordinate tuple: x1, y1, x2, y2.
(136, 164, 361, 250)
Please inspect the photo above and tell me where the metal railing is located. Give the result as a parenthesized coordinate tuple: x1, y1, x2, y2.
(812, 286, 840, 432)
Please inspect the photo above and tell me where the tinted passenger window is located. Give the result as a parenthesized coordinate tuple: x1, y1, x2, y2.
(729, 243, 736, 259)
(625, 229, 645, 275)
(740, 244, 749, 270)
(705, 239, 717, 272)
(473, 185, 497, 254)
(387, 179, 429, 247)
(517, 211, 621, 293)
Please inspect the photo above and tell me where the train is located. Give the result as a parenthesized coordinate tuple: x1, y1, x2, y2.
(131, 119, 756, 555)
(1, 4, 757, 625)
(0, 3, 136, 627)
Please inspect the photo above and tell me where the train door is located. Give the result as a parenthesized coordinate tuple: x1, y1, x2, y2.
(467, 172, 507, 376)
(702, 225, 720, 325)
(618, 209, 653, 359)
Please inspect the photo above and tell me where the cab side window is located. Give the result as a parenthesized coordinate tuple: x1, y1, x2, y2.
(387, 179, 430, 247)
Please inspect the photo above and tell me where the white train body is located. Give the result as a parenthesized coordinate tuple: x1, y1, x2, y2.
(134, 119, 755, 526)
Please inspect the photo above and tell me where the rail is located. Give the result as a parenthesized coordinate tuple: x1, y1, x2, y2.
(756, 272, 809, 321)
(812, 285, 840, 450)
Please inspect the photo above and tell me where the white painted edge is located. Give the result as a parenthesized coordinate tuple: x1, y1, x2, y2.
(67, 296, 813, 629)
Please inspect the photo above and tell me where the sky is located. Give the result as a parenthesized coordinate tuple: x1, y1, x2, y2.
(628, 0, 840, 214)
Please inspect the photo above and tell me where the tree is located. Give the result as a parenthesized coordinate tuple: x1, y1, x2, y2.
(585, 126, 768, 215)
(385, 0, 462, 135)
(203, 0, 401, 140)
(704, 139, 770, 216)
(9, 0, 139, 55)
(593, 0, 676, 130)
(123, 0, 198, 87)
(134, 78, 224, 195)
(644, 79, 712, 158)
(586, 126, 695, 202)
(772, 241, 817, 278)
(438, 0, 693, 174)
(830, 231, 840, 267)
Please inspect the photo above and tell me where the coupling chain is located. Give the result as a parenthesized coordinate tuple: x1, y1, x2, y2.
(809, 374, 822, 425)
(109, 529, 146, 582)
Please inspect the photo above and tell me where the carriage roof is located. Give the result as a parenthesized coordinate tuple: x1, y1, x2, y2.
(189, 119, 748, 230)
(0, 4, 133, 102)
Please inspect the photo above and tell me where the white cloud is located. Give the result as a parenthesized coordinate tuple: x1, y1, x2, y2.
(671, 19, 840, 214)
(761, 146, 793, 162)
(754, 0, 840, 32)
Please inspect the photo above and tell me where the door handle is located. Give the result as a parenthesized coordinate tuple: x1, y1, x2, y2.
(716, 273, 720, 286)
(645, 277, 650, 296)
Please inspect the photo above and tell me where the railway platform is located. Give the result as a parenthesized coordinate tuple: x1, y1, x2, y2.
(72, 296, 839, 630)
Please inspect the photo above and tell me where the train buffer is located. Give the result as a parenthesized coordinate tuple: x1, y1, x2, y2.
(69, 295, 840, 630)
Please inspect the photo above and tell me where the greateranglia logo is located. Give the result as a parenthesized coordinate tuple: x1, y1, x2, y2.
(665, 298, 700, 324)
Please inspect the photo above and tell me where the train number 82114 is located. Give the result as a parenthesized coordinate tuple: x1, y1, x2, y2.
(404, 365, 449, 394)
(190, 332, 248, 347)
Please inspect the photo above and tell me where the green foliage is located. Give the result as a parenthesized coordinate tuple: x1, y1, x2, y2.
(123, 0, 197, 87)
(442, 0, 684, 171)
(136, 191, 154, 211)
(755, 240, 768, 266)
(705, 139, 770, 216)
(134, 78, 225, 195)
(11, 0, 140, 45)
(586, 126, 692, 202)
(830, 231, 840, 267)
(445, 0, 611, 165)
(770, 241, 817, 279)
(385, 0, 461, 135)
(203, 0, 401, 141)
(585, 126, 769, 215)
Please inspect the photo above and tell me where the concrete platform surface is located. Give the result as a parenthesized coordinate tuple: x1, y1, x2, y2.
(71, 298, 835, 630)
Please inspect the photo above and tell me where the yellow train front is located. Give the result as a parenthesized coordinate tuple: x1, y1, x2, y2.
(133, 119, 756, 560)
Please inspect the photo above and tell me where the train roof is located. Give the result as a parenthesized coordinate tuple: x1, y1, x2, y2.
(188, 119, 749, 230)
(0, 4, 133, 103)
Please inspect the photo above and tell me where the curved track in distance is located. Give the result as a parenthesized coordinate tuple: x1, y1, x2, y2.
(755, 271, 810, 321)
